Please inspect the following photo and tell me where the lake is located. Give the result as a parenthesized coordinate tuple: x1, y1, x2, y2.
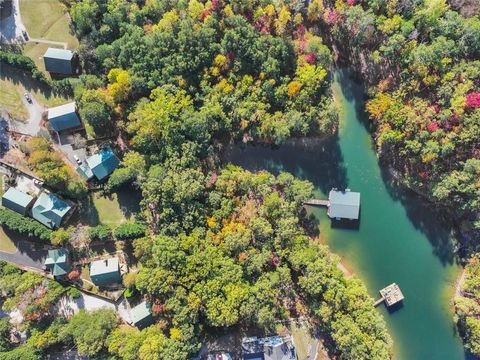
(223, 69, 467, 359)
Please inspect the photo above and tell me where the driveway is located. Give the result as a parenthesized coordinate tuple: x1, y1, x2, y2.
(0, 240, 48, 270)
(8, 93, 46, 136)
(0, 0, 25, 44)
(56, 293, 132, 323)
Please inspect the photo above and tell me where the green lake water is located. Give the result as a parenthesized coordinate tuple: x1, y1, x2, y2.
(223, 69, 467, 359)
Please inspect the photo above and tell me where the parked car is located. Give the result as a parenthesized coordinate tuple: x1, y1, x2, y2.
(24, 93, 32, 103)
(73, 154, 82, 165)
(22, 30, 28, 41)
(33, 179, 44, 186)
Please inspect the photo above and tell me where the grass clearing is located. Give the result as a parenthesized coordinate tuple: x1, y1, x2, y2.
(19, 0, 78, 49)
(0, 77, 29, 121)
(0, 228, 18, 254)
(92, 193, 128, 226)
(0, 64, 71, 108)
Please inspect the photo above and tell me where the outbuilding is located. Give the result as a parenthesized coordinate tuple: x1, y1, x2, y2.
(47, 102, 82, 132)
(86, 147, 120, 181)
(130, 301, 154, 329)
(45, 248, 71, 280)
(90, 257, 121, 286)
(43, 48, 77, 75)
(327, 189, 360, 220)
(1, 187, 34, 215)
(32, 192, 72, 229)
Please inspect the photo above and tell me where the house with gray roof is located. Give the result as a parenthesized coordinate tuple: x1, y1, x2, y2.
(32, 192, 72, 229)
(90, 257, 121, 286)
(47, 102, 82, 132)
(1, 187, 34, 215)
(45, 248, 70, 280)
(43, 48, 77, 75)
(85, 147, 120, 181)
(327, 189, 360, 220)
(242, 336, 296, 360)
(130, 301, 154, 329)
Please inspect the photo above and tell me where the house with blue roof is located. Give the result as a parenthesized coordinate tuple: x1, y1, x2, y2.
(86, 147, 120, 181)
(47, 102, 82, 132)
(76, 164, 94, 180)
(1, 187, 35, 215)
(45, 248, 71, 280)
(43, 48, 77, 75)
(130, 301, 154, 329)
(32, 192, 72, 229)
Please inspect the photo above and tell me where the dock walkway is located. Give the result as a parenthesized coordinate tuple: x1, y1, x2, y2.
(303, 199, 329, 206)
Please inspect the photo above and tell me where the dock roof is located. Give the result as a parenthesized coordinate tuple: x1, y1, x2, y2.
(328, 189, 360, 220)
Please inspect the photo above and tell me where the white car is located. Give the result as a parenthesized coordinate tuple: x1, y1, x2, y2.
(24, 93, 32, 103)
(73, 154, 82, 165)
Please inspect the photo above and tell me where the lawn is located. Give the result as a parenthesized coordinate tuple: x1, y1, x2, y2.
(19, 0, 79, 49)
(0, 228, 18, 254)
(0, 77, 28, 121)
(77, 190, 141, 227)
(0, 64, 72, 108)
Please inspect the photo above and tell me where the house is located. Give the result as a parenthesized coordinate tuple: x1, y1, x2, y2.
(32, 192, 72, 229)
(327, 189, 360, 220)
(85, 147, 120, 181)
(76, 164, 94, 180)
(47, 102, 82, 132)
(242, 336, 296, 360)
(90, 257, 121, 286)
(1, 187, 34, 215)
(130, 301, 154, 329)
(43, 48, 77, 75)
(44, 248, 71, 280)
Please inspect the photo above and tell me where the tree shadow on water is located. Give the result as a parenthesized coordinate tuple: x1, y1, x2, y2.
(221, 135, 348, 195)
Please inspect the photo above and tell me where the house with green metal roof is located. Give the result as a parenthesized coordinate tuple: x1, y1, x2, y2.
(32, 192, 72, 229)
(130, 301, 154, 329)
(86, 147, 120, 181)
(45, 248, 71, 280)
(1, 187, 34, 215)
(47, 102, 82, 132)
(90, 257, 121, 286)
(43, 48, 77, 75)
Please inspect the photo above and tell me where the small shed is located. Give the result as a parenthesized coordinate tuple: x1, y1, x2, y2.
(86, 147, 120, 181)
(43, 48, 76, 75)
(328, 189, 360, 220)
(32, 192, 72, 229)
(1, 187, 34, 215)
(45, 248, 70, 279)
(90, 257, 121, 286)
(47, 102, 82, 132)
(130, 301, 154, 329)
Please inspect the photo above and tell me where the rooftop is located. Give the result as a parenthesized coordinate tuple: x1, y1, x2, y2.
(2, 187, 34, 209)
(90, 257, 119, 276)
(45, 248, 70, 277)
(86, 147, 120, 181)
(47, 102, 76, 120)
(32, 192, 71, 229)
(130, 301, 153, 327)
(44, 48, 74, 61)
(242, 336, 296, 360)
(328, 189, 360, 220)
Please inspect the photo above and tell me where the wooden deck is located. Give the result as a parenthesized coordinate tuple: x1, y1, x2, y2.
(302, 199, 329, 206)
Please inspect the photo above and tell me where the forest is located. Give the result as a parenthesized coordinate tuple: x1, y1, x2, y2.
(0, 0, 478, 359)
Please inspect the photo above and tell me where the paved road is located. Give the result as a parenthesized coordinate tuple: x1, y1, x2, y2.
(0, 240, 48, 270)
(8, 94, 46, 136)
(0, 0, 25, 44)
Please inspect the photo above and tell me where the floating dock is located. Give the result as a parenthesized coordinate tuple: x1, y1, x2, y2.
(374, 283, 404, 307)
